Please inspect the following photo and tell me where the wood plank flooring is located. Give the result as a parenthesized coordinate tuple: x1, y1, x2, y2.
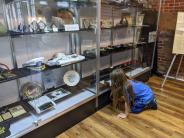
(57, 76, 184, 138)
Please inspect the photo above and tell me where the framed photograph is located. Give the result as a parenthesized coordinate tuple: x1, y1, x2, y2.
(136, 13, 144, 26)
(135, 27, 142, 43)
(148, 31, 157, 43)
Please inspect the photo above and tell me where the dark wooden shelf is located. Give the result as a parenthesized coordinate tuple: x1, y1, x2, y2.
(0, 58, 95, 84)
(101, 25, 150, 30)
(10, 28, 94, 38)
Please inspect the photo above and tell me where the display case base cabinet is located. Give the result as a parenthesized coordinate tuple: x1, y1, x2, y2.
(20, 91, 112, 138)
(98, 90, 111, 110)
(21, 99, 96, 138)
(135, 70, 151, 82)
(20, 71, 150, 138)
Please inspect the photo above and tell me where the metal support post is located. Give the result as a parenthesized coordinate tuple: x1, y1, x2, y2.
(175, 55, 183, 78)
(95, 0, 101, 109)
(161, 54, 177, 88)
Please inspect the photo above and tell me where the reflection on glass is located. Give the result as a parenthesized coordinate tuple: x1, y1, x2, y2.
(0, 15, 7, 36)
(5, 0, 80, 33)
(0, 1, 7, 36)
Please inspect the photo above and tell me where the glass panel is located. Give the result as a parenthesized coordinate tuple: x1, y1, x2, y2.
(0, 3, 31, 138)
(79, 4, 97, 93)
(1, 0, 98, 137)
(0, 1, 7, 36)
(99, 1, 158, 83)
(5, 0, 96, 35)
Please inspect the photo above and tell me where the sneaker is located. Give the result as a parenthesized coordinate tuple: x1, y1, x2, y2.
(147, 98, 157, 110)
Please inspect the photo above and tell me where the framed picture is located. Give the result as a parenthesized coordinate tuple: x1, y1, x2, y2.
(148, 31, 157, 43)
(136, 13, 144, 26)
(135, 27, 142, 43)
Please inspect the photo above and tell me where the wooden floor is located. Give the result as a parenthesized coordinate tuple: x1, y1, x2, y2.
(57, 76, 184, 138)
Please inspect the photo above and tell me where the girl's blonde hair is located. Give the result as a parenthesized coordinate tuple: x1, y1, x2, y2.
(110, 68, 135, 111)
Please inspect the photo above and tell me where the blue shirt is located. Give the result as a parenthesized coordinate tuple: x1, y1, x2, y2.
(129, 80, 154, 113)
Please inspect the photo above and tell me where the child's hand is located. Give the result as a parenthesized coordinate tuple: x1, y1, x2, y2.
(117, 113, 127, 119)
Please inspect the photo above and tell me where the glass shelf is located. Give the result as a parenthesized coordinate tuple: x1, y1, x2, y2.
(4, 0, 96, 6)
(41, 76, 97, 102)
(10, 28, 94, 37)
(101, 1, 143, 9)
(101, 25, 150, 30)
(71, 0, 97, 7)
(100, 42, 150, 55)
(101, 1, 155, 10)
(9, 25, 150, 37)
(0, 58, 94, 84)
(105, 66, 151, 85)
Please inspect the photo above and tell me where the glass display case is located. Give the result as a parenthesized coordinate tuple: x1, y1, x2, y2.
(0, 0, 100, 137)
(0, 0, 160, 137)
(98, 0, 159, 94)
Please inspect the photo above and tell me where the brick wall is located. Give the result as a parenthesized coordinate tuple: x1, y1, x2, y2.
(156, 0, 184, 77)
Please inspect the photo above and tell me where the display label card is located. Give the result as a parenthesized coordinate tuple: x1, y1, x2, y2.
(64, 24, 79, 31)
(148, 31, 156, 43)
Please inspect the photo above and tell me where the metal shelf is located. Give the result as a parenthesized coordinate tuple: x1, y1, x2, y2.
(10, 28, 94, 38)
(5, 0, 96, 6)
(101, 25, 150, 30)
(73, 1, 97, 7)
(0, 58, 95, 84)
(99, 66, 152, 97)
(101, 1, 143, 9)
(100, 42, 151, 56)
(106, 66, 151, 84)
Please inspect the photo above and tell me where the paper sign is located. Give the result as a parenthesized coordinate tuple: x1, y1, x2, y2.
(64, 24, 79, 31)
(173, 12, 184, 54)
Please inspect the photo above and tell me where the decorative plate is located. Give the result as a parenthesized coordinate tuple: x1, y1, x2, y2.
(63, 70, 80, 87)
(21, 82, 42, 100)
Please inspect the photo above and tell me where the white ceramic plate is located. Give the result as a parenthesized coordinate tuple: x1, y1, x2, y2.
(63, 70, 80, 87)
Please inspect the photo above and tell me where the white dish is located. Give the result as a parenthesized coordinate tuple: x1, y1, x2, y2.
(21, 82, 43, 100)
(63, 70, 80, 86)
